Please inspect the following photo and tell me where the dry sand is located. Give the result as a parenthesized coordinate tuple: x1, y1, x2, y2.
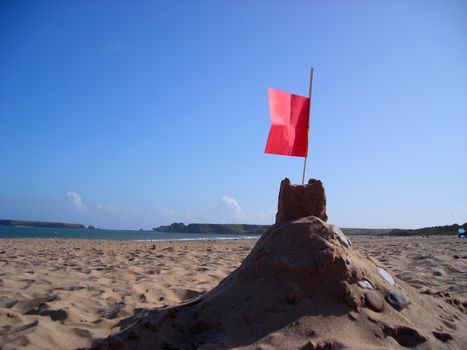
(0, 235, 466, 349)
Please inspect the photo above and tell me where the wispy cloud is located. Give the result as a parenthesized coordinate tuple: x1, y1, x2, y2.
(101, 43, 131, 53)
(185, 196, 275, 224)
(97, 203, 138, 216)
(220, 196, 243, 219)
(65, 192, 86, 211)
(154, 203, 176, 218)
(61, 193, 273, 228)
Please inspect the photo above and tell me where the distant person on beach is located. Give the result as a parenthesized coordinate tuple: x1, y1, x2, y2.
(458, 227, 466, 239)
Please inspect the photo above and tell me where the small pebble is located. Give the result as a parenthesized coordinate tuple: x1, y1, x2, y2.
(385, 292, 410, 311)
(377, 267, 395, 286)
(348, 311, 360, 321)
(331, 225, 352, 247)
(364, 291, 384, 312)
(357, 280, 373, 290)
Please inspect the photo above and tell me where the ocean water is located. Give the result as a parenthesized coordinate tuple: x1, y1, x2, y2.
(0, 226, 261, 241)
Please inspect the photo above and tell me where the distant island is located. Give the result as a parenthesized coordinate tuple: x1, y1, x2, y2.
(154, 222, 466, 236)
(0, 219, 85, 229)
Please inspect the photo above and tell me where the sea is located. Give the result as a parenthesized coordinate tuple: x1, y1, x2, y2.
(0, 226, 262, 241)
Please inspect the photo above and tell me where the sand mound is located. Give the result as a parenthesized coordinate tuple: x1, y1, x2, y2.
(93, 217, 467, 349)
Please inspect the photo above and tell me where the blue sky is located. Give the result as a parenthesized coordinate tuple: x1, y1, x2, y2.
(1, 0, 466, 230)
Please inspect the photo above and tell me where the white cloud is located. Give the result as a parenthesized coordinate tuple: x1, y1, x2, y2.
(186, 196, 275, 224)
(65, 192, 86, 211)
(97, 203, 138, 216)
(220, 196, 242, 217)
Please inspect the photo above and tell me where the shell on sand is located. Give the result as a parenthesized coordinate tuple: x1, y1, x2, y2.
(93, 216, 467, 349)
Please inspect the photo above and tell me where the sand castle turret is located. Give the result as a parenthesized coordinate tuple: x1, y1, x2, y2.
(276, 178, 327, 224)
(94, 179, 467, 350)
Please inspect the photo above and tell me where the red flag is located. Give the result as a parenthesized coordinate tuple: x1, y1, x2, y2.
(265, 87, 310, 157)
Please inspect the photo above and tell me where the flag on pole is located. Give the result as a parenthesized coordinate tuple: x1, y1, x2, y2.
(264, 87, 310, 157)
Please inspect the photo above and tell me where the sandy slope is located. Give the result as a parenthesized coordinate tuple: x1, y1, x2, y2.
(0, 236, 465, 349)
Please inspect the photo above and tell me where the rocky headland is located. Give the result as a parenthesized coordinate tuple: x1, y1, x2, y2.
(0, 219, 85, 229)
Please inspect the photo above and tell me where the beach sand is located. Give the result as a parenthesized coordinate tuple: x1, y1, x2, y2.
(0, 236, 465, 349)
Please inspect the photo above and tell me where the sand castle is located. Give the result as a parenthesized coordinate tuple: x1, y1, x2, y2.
(93, 179, 467, 349)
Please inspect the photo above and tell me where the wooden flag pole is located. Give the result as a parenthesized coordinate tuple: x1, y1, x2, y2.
(302, 67, 314, 185)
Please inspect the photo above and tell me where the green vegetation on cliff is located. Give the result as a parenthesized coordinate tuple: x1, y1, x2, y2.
(341, 228, 394, 236)
(153, 223, 269, 235)
(154, 222, 466, 236)
(153, 223, 393, 236)
(384, 223, 466, 236)
(0, 219, 85, 229)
